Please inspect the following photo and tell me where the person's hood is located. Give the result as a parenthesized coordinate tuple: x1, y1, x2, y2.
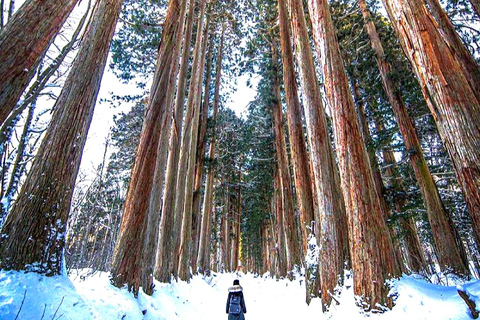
(228, 285, 243, 293)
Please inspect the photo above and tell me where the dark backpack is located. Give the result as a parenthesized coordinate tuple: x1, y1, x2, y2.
(229, 294, 241, 315)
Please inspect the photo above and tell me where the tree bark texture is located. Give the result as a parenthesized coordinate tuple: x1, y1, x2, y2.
(191, 30, 215, 273)
(0, 0, 79, 125)
(219, 179, 230, 271)
(358, 85, 427, 273)
(357, 0, 466, 275)
(289, 0, 349, 309)
(276, 0, 315, 259)
(155, 0, 196, 283)
(196, 26, 224, 273)
(261, 215, 274, 275)
(270, 39, 302, 271)
(268, 210, 278, 275)
(230, 171, 242, 271)
(352, 81, 406, 274)
(225, 178, 232, 271)
(177, 0, 209, 281)
(308, 0, 400, 309)
(273, 167, 288, 276)
(0, 0, 122, 275)
(425, 0, 480, 104)
(141, 0, 189, 294)
(382, 0, 480, 264)
(110, 0, 187, 294)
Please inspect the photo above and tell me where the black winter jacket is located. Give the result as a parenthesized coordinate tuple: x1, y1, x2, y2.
(226, 285, 247, 320)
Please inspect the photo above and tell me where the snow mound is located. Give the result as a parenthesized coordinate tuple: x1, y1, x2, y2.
(0, 270, 98, 320)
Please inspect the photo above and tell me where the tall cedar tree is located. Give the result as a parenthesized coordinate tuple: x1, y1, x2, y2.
(330, 1, 439, 274)
(0, 0, 123, 274)
(196, 24, 225, 273)
(425, 0, 480, 102)
(0, 0, 80, 125)
(270, 38, 298, 276)
(307, 0, 400, 309)
(352, 74, 428, 273)
(110, 0, 188, 295)
(140, 0, 189, 294)
(381, 0, 480, 246)
(191, 29, 215, 273)
(373, 117, 427, 273)
(171, 0, 207, 278)
(352, 82, 414, 273)
(357, 0, 469, 276)
(273, 166, 288, 276)
(277, 0, 315, 262)
(289, 0, 348, 309)
(156, 0, 196, 283)
(178, 1, 210, 281)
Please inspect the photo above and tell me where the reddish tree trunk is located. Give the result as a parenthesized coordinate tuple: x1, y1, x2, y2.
(357, 0, 466, 274)
(110, 0, 187, 294)
(270, 39, 302, 271)
(220, 178, 231, 271)
(141, 0, 189, 294)
(382, 0, 480, 268)
(425, 0, 480, 104)
(0, 0, 79, 125)
(357, 89, 425, 274)
(231, 171, 242, 271)
(191, 31, 214, 274)
(170, 0, 208, 279)
(289, 0, 349, 309)
(196, 26, 224, 272)
(0, 0, 122, 276)
(352, 81, 407, 274)
(155, 0, 196, 283)
(308, 0, 400, 309)
(178, 3, 210, 281)
(276, 0, 315, 261)
(273, 167, 288, 276)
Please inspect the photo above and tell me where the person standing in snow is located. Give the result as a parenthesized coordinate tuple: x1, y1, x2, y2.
(226, 279, 247, 320)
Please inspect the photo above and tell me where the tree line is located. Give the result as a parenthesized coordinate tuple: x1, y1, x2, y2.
(0, 0, 479, 313)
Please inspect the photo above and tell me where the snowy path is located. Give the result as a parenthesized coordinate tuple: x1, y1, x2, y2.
(154, 272, 321, 320)
(71, 270, 478, 320)
(69, 271, 324, 319)
(1, 269, 478, 319)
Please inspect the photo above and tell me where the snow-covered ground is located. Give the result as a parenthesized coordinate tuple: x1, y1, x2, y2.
(1, 268, 479, 319)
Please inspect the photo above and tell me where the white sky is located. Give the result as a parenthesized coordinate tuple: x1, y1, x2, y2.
(227, 74, 257, 118)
